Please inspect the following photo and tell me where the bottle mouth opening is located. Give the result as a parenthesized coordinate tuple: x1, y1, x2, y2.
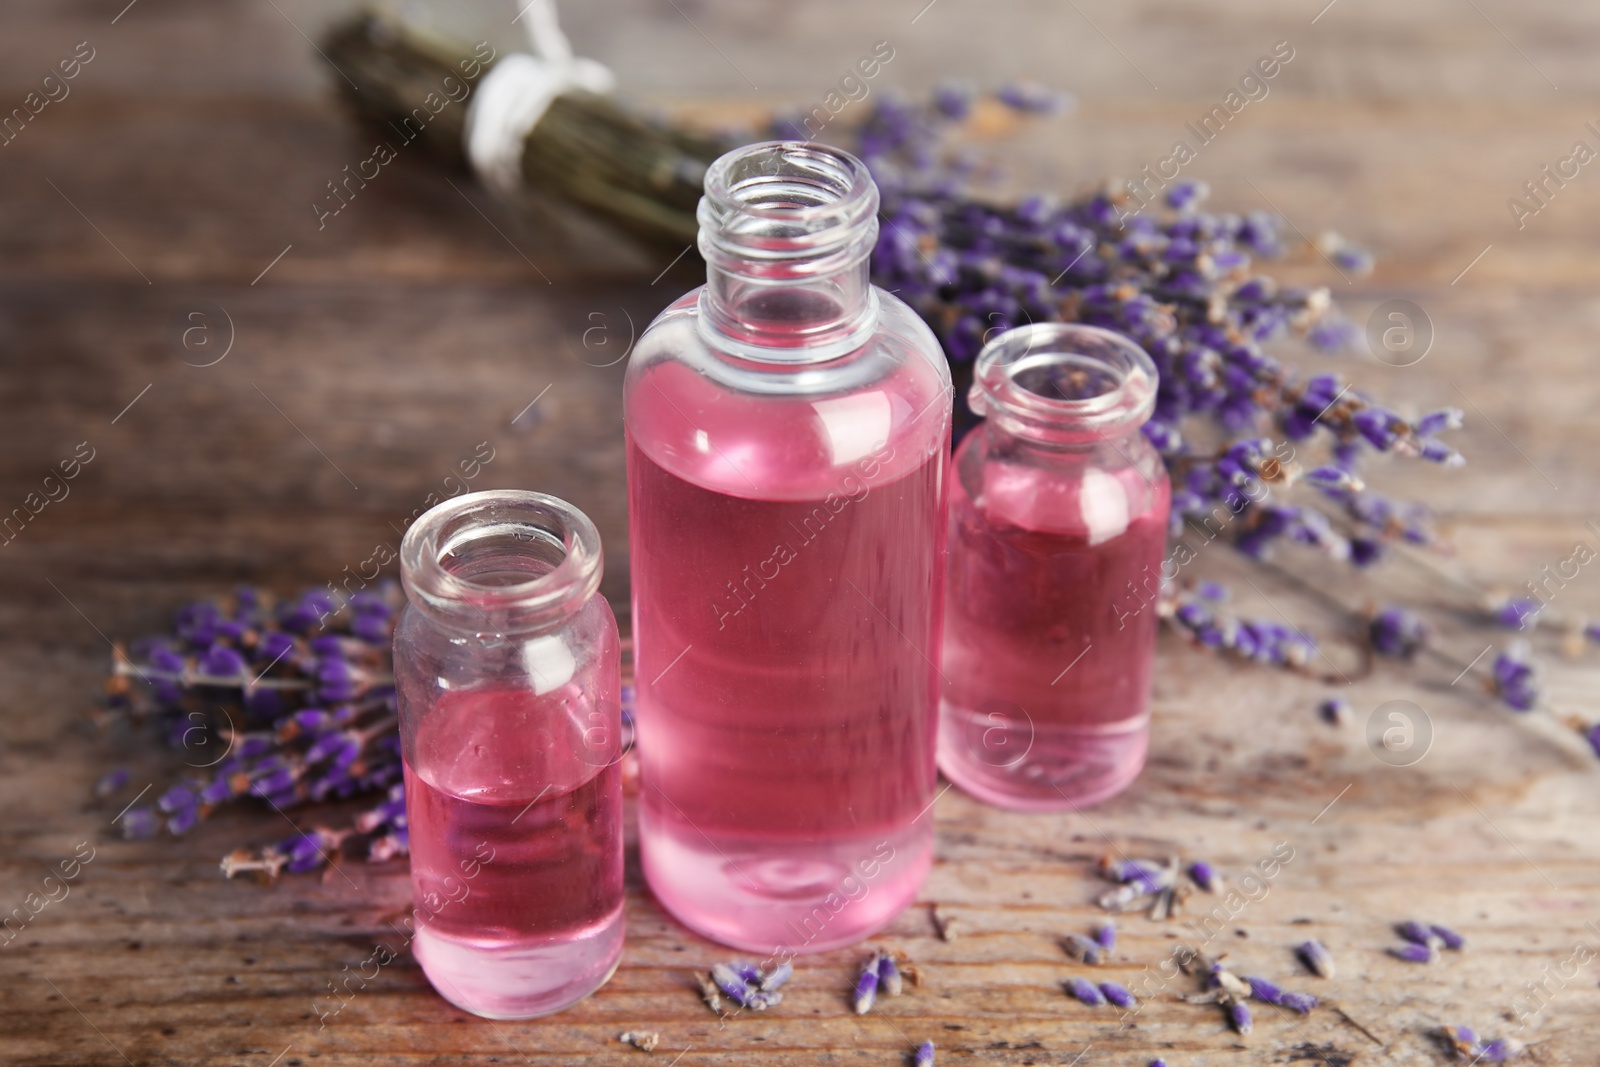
(971, 324, 1158, 442)
(400, 490, 602, 626)
(699, 141, 879, 261)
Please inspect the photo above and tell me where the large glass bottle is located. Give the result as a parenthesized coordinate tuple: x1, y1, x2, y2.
(394, 490, 624, 1019)
(938, 324, 1170, 811)
(625, 142, 952, 954)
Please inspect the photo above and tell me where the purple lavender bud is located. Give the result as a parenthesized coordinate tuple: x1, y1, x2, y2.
(1189, 860, 1217, 892)
(1149, 1061, 1168, 1067)
(121, 806, 160, 839)
(249, 766, 296, 798)
(1349, 537, 1384, 567)
(1450, 1025, 1478, 1046)
(1492, 646, 1539, 711)
(1396, 920, 1435, 945)
(1369, 606, 1429, 659)
(1297, 940, 1336, 978)
(878, 953, 904, 996)
(1063, 933, 1104, 965)
(915, 1041, 935, 1067)
(200, 776, 233, 805)
(157, 784, 196, 814)
(732, 961, 761, 984)
(166, 805, 201, 835)
(1495, 598, 1541, 630)
(1318, 697, 1352, 726)
(1279, 991, 1318, 1014)
(933, 81, 973, 120)
(1388, 943, 1435, 963)
(1245, 976, 1284, 1004)
(1479, 1038, 1520, 1061)
(1229, 999, 1253, 1035)
(996, 81, 1073, 115)
(1428, 924, 1464, 951)
(1418, 438, 1465, 466)
(1331, 246, 1374, 276)
(854, 961, 880, 1014)
(1094, 921, 1117, 950)
(257, 630, 296, 666)
(94, 768, 130, 798)
(711, 963, 759, 1008)
(1166, 179, 1210, 212)
(1064, 977, 1105, 1006)
(1098, 981, 1135, 1008)
(760, 961, 793, 991)
(199, 644, 246, 680)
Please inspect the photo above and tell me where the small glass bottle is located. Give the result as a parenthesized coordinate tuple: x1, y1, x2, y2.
(625, 141, 952, 953)
(394, 490, 624, 1019)
(938, 324, 1170, 811)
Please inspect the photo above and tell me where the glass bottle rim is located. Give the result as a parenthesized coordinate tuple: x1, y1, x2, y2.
(399, 489, 603, 633)
(970, 323, 1158, 444)
(698, 140, 879, 267)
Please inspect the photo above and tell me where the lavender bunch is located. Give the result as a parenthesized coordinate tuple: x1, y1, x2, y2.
(100, 584, 408, 879)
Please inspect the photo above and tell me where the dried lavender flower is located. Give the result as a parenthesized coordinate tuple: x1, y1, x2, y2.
(1297, 939, 1336, 978)
(914, 1041, 936, 1067)
(619, 1031, 659, 1052)
(1479, 1037, 1522, 1061)
(1094, 921, 1117, 950)
(1189, 860, 1218, 892)
(94, 767, 130, 798)
(121, 807, 160, 839)
(761, 961, 794, 991)
(1279, 991, 1318, 1014)
(1429, 924, 1465, 951)
(1228, 999, 1253, 1035)
(1244, 975, 1284, 1004)
(854, 958, 881, 1014)
(1388, 943, 1435, 964)
(1318, 697, 1352, 726)
(878, 953, 904, 996)
(1492, 644, 1539, 711)
(1396, 920, 1438, 946)
(1099, 981, 1136, 1008)
(1064, 977, 1106, 1006)
(697, 973, 726, 1015)
(1062, 933, 1104, 965)
(711, 962, 760, 1008)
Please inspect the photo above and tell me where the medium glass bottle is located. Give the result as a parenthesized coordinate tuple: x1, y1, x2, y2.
(625, 141, 952, 953)
(394, 490, 624, 1019)
(938, 324, 1170, 811)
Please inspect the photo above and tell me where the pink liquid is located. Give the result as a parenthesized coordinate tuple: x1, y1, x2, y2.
(938, 445, 1171, 810)
(402, 684, 624, 1018)
(626, 353, 947, 954)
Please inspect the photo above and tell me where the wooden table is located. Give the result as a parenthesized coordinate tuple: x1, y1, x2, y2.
(3, 2, 1598, 1064)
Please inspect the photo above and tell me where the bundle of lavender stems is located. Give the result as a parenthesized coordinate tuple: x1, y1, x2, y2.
(93, 11, 1599, 876)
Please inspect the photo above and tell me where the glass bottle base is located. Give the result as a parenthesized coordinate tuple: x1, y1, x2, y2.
(639, 809, 932, 955)
(937, 701, 1148, 812)
(411, 905, 624, 1020)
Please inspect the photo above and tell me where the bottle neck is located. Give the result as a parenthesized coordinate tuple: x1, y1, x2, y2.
(399, 490, 602, 639)
(969, 323, 1158, 448)
(696, 141, 881, 361)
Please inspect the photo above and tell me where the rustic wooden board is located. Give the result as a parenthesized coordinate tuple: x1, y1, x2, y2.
(3, 2, 1600, 1065)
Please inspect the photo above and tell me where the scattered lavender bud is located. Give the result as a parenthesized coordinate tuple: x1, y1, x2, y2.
(761, 961, 794, 991)
(1094, 920, 1117, 950)
(619, 1031, 659, 1052)
(1189, 860, 1218, 892)
(1479, 1037, 1522, 1061)
(1279, 991, 1318, 1014)
(854, 960, 881, 1014)
(1396, 920, 1436, 946)
(711, 962, 759, 1008)
(914, 1041, 936, 1067)
(1297, 939, 1336, 978)
(1318, 697, 1352, 726)
(1429, 924, 1465, 951)
(1492, 644, 1539, 711)
(1388, 943, 1435, 963)
(1099, 981, 1136, 1008)
(120, 806, 160, 839)
(1064, 977, 1106, 1006)
(1149, 1061, 1169, 1067)
(1063, 934, 1104, 965)
(878, 953, 904, 996)
(1228, 999, 1253, 1035)
(94, 767, 130, 798)
(732, 961, 762, 984)
(1495, 597, 1541, 631)
(1213, 969, 1252, 1001)
(1244, 975, 1284, 1004)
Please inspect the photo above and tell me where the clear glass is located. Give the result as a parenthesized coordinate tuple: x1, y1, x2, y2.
(393, 490, 624, 1019)
(624, 142, 952, 954)
(938, 324, 1171, 811)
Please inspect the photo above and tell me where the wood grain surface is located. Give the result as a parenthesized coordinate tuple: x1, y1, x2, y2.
(2, 2, 1599, 1065)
